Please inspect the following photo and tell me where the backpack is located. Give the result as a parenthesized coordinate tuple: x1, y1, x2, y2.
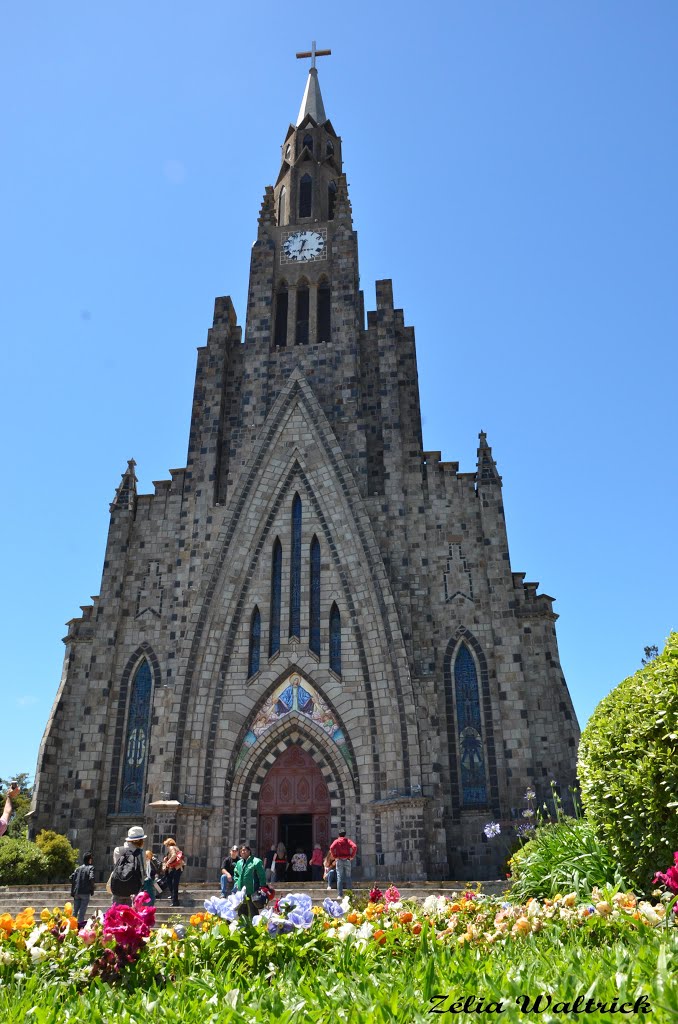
(109, 848, 144, 897)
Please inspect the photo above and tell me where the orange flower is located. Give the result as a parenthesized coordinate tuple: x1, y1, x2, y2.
(399, 911, 413, 924)
(68, 917, 78, 930)
(448, 902, 462, 913)
(190, 913, 207, 927)
(14, 909, 35, 931)
(412, 922, 422, 935)
(346, 911, 361, 925)
(373, 929, 387, 945)
(0, 912, 14, 937)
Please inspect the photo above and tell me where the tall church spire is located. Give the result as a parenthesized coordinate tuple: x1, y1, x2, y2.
(295, 41, 331, 125)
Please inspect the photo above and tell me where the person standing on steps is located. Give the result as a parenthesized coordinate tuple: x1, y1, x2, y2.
(329, 828, 357, 899)
(162, 837, 185, 907)
(70, 853, 95, 928)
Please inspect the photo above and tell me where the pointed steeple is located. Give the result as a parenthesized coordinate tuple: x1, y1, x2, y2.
(476, 432, 501, 484)
(110, 459, 138, 513)
(297, 67, 327, 126)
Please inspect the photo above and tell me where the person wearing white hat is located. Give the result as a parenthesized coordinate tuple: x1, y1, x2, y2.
(109, 825, 147, 904)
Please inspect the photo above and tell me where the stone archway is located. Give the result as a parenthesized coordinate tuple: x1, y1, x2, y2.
(257, 745, 331, 856)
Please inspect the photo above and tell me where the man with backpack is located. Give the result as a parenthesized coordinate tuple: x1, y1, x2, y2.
(109, 825, 146, 904)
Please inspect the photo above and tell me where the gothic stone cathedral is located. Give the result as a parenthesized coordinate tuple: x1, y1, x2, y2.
(32, 60, 580, 880)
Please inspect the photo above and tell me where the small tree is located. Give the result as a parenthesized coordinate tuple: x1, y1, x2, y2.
(642, 645, 659, 667)
(578, 634, 678, 890)
(0, 839, 49, 885)
(35, 830, 78, 882)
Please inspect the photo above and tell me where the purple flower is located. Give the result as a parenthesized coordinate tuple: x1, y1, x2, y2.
(279, 892, 313, 912)
(288, 908, 314, 930)
(267, 916, 296, 935)
(204, 896, 238, 921)
(484, 821, 501, 839)
(323, 897, 345, 918)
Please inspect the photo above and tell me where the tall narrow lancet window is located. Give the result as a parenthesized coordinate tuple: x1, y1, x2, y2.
(299, 174, 313, 218)
(327, 180, 337, 220)
(295, 285, 310, 345)
(326, 140, 334, 157)
(278, 185, 286, 226)
(119, 659, 153, 814)
(303, 132, 314, 154)
(269, 539, 282, 657)
(289, 494, 302, 638)
(248, 606, 261, 678)
(329, 603, 341, 675)
(454, 644, 488, 806)
(274, 284, 288, 348)
(309, 536, 321, 656)
(317, 279, 331, 343)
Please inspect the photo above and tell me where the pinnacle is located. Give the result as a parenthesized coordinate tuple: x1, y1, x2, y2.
(296, 67, 327, 126)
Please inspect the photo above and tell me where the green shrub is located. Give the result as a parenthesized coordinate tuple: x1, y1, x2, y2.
(578, 632, 678, 891)
(0, 839, 49, 885)
(508, 816, 627, 900)
(34, 830, 78, 882)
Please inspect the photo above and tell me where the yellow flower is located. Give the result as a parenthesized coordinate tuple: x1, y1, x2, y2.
(563, 893, 577, 907)
(40, 909, 51, 923)
(512, 917, 531, 936)
(595, 901, 612, 917)
(63, 902, 73, 917)
(14, 909, 35, 931)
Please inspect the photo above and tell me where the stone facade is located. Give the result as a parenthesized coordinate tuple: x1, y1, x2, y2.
(31, 67, 579, 880)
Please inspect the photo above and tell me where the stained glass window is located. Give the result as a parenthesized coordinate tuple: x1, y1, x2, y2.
(309, 535, 320, 655)
(329, 603, 341, 675)
(317, 280, 331, 343)
(299, 174, 312, 218)
(327, 180, 337, 220)
(274, 284, 288, 348)
(454, 644, 487, 806)
(270, 539, 282, 657)
(119, 659, 152, 814)
(248, 606, 261, 677)
(289, 495, 302, 638)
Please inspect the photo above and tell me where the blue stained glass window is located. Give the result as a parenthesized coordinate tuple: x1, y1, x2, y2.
(329, 603, 341, 676)
(248, 606, 261, 677)
(289, 495, 302, 638)
(454, 644, 487, 806)
(270, 539, 282, 657)
(309, 536, 320, 655)
(119, 659, 153, 814)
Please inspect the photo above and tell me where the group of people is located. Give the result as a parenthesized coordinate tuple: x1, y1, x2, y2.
(220, 829, 358, 900)
(108, 826, 185, 912)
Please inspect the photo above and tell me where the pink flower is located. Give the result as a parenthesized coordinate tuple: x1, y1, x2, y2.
(652, 851, 678, 895)
(103, 902, 154, 953)
(384, 885, 401, 904)
(78, 926, 97, 945)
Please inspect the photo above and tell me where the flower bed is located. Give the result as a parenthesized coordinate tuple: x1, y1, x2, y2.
(1, 886, 678, 1021)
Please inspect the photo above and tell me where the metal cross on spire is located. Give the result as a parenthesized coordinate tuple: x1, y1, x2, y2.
(295, 40, 331, 70)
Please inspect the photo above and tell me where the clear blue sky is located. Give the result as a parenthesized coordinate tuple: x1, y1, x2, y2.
(1, 2, 676, 782)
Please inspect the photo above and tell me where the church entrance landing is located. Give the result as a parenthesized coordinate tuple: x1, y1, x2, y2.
(257, 746, 330, 858)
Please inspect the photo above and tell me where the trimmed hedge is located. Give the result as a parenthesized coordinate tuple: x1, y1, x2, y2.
(0, 839, 49, 885)
(578, 633, 678, 890)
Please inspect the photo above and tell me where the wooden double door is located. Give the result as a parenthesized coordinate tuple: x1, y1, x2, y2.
(257, 745, 331, 857)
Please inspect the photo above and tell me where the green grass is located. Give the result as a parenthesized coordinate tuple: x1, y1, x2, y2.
(2, 924, 678, 1023)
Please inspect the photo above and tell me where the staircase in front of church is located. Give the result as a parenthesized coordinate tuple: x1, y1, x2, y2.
(0, 879, 506, 923)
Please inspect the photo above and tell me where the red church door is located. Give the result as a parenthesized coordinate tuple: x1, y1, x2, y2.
(257, 746, 331, 857)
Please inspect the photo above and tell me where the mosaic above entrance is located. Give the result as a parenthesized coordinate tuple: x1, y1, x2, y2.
(237, 673, 352, 768)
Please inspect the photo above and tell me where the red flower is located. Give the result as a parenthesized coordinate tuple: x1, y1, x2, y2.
(103, 901, 155, 953)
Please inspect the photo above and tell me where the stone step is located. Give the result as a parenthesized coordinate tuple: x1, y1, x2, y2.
(0, 879, 506, 919)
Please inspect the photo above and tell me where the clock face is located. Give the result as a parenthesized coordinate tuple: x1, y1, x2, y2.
(282, 230, 326, 262)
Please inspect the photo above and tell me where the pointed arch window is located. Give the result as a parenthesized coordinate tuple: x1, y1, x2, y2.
(289, 495, 302, 638)
(274, 283, 288, 348)
(303, 132, 314, 154)
(119, 659, 153, 814)
(295, 284, 309, 345)
(299, 174, 312, 218)
(278, 185, 286, 226)
(248, 606, 261, 677)
(326, 139, 334, 157)
(454, 644, 488, 806)
(269, 539, 282, 657)
(329, 603, 341, 675)
(317, 279, 331, 343)
(327, 180, 337, 220)
(309, 536, 321, 656)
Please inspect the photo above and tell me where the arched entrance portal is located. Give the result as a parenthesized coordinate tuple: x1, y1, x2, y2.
(257, 746, 330, 860)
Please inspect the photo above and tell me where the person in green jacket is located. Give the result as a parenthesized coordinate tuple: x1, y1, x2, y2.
(233, 844, 267, 918)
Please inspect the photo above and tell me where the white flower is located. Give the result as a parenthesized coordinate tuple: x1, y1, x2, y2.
(340, 896, 350, 913)
(638, 902, 662, 926)
(223, 990, 240, 1009)
(25, 925, 47, 949)
(228, 920, 239, 933)
(0, 950, 14, 965)
(336, 922, 356, 940)
(29, 946, 48, 962)
(423, 895, 439, 914)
